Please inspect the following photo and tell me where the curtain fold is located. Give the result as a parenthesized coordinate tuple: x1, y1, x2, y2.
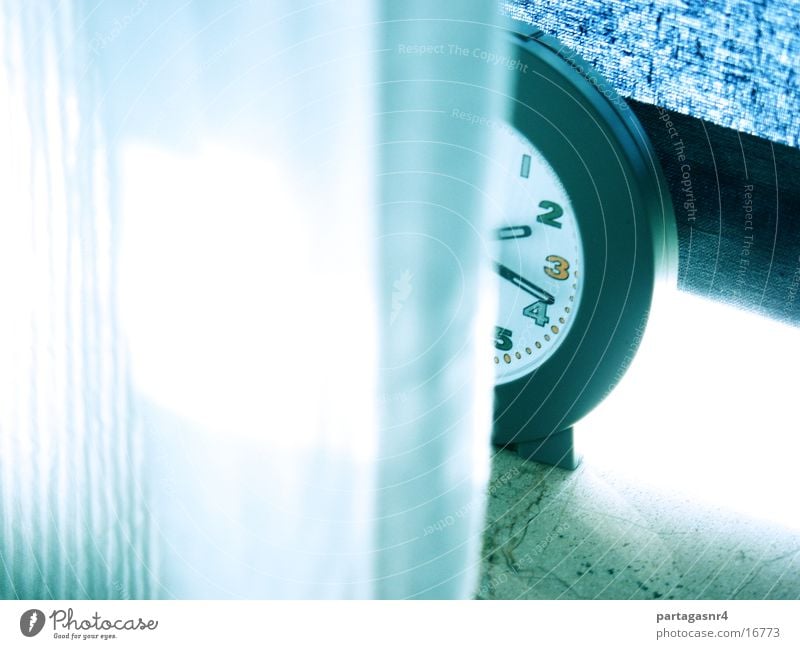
(1, 0, 507, 598)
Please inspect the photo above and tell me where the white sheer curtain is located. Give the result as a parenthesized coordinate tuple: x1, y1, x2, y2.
(0, 0, 149, 599)
(1, 0, 506, 598)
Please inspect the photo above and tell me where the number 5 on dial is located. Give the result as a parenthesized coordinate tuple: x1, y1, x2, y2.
(494, 327, 513, 351)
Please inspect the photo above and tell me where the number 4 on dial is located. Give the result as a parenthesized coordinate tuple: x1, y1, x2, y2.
(523, 300, 550, 327)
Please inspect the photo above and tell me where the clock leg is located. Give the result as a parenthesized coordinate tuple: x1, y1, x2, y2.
(515, 428, 581, 470)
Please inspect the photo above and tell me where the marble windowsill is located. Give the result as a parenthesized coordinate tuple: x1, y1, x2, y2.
(479, 449, 800, 599)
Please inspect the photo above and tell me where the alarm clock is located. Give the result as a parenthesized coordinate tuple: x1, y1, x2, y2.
(491, 19, 677, 468)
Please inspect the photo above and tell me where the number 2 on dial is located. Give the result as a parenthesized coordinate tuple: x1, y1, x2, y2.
(544, 255, 570, 280)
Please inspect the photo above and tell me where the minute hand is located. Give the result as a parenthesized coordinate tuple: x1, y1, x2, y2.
(494, 262, 555, 304)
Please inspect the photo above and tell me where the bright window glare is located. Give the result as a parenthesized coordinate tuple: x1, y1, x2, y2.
(118, 142, 378, 455)
(582, 287, 800, 530)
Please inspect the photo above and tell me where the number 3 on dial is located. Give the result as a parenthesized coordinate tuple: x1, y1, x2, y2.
(544, 254, 570, 281)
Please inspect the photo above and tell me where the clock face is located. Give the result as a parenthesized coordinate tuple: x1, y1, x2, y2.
(493, 128, 584, 385)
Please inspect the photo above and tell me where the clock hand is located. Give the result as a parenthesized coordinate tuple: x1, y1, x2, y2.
(494, 262, 555, 304)
(495, 225, 532, 240)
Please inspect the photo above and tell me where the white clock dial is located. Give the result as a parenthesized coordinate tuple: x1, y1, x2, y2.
(493, 129, 584, 385)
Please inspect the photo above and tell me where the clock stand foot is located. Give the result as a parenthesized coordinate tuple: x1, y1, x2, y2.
(515, 428, 581, 470)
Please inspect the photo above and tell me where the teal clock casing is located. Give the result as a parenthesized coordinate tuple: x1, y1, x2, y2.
(491, 20, 677, 468)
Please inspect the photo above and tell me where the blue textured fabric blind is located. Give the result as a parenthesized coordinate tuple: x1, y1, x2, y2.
(505, 0, 800, 148)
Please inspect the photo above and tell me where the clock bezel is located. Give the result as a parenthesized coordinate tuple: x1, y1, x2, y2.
(492, 24, 676, 448)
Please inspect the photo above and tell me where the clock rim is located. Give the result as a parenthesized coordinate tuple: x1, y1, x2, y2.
(492, 27, 676, 446)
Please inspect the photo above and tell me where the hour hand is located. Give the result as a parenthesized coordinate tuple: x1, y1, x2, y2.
(494, 261, 555, 304)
